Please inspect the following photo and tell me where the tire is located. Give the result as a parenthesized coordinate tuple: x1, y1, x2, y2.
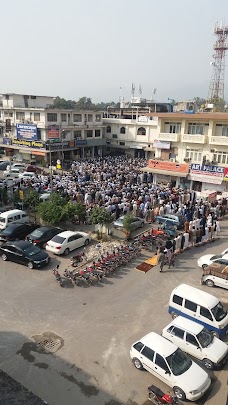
(211, 330, 219, 338)
(84, 239, 89, 246)
(140, 222, 144, 228)
(64, 248, 70, 256)
(2, 253, 7, 261)
(28, 261, 34, 269)
(202, 358, 214, 370)
(206, 279, 214, 287)
(202, 264, 208, 270)
(173, 387, 186, 401)
(171, 312, 178, 320)
(132, 357, 143, 370)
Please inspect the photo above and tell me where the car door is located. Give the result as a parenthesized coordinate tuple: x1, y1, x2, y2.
(153, 353, 173, 386)
(2, 245, 17, 261)
(165, 326, 186, 352)
(185, 332, 201, 360)
(10, 246, 25, 264)
(139, 346, 155, 373)
(73, 234, 84, 249)
(12, 226, 24, 240)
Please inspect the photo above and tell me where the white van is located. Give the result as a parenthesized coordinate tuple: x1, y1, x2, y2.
(168, 284, 228, 338)
(130, 332, 211, 401)
(162, 316, 228, 370)
(0, 209, 29, 230)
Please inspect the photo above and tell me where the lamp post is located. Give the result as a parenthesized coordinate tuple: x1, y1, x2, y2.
(61, 129, 64, 176)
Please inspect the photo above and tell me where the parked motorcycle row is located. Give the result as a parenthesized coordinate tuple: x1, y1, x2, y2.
(52, 242, 141, 287)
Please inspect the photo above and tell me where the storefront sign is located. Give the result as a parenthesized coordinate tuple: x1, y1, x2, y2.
(75, 140, 87, 146)
(223, 167, 228, 181)
(16, 124, 37, 141)
(12, 139, 45, 149)
(46, 140, 75, 150)
(153, 140, 170, 150)
(148, 160, 189, 173)
(2, 137, 12, 145)
(190, 163, 224, 184)
(47, 125, 60, 139)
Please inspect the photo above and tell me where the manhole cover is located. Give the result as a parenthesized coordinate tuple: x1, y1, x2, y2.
(31, 332, 64, 354)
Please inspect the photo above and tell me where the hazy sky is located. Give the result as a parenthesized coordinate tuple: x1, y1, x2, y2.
(2, 0, 228, 103)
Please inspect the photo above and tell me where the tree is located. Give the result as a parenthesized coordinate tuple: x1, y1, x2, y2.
(63, 202, 85, 224)
(37, 193, 68, 225)
(23, 189, 39, 209)
(89, 206, 112, 236)
(122, 215, 136, 239)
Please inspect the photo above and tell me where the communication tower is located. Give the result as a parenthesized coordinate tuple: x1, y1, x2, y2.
(207, 22, 228, 110)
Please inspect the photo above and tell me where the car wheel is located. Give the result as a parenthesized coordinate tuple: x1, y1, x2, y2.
(2, 253, 7, 261)
(64, 248, 70, 256)
(206, 279, 214, 287)
(171, 312, 178, 320)
(140, 222, 144, 228)
(202, 358, 214, 370)
(28, 261, 34, 269)
(211, 330, 219, 338)
(202, 264, 208, 270)
(173, 387, 186, 401)
(132, 357, 143, 370)
(84, 239, 89, 246)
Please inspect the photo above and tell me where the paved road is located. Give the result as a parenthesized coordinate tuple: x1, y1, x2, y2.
(0, 225, 227, 405)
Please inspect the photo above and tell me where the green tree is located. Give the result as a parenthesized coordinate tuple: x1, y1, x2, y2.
(23, 189, 40, 209)
(37, 193, 68, 225)
(122, 214, 136, 239)
(89, 206, 112, 236)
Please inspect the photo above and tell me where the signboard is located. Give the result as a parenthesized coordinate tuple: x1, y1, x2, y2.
(138, 115, 148, 122)
(12, 139, 45, 149)
(46, 140, 74, 150)
(19, 190, 24, 200)
(48, 125, 60, 139)
(148, 160, 189, 173)
(223, 167, 228, 181)
(2, 137, 12, 145)
(16, 124, 37, 141)
(75, 139, 87, 146)
(189, 164, 224, 184)
(153, 140, 170, 150)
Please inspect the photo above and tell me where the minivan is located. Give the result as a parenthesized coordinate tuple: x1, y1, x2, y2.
(169, 284, 228, 337)
(130, 332, 211, 401)
(0, 209, 29, 230)
(154, 214, 184, 229)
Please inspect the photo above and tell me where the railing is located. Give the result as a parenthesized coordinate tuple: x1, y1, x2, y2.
(210, 136, 228, 145)
(158, 133, 180, 142)
(181, 134, 207, 144)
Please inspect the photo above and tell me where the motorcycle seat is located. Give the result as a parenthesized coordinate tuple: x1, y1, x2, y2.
(148, 385, 164, 398)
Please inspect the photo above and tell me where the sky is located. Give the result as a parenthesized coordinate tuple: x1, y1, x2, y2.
(2, 0, 228, 103)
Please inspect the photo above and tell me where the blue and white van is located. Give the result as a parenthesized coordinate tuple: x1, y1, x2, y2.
(168, 284, 228, 338)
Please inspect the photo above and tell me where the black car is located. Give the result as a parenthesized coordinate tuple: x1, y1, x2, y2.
(0, 223, 39, 242)
(26, 226, 63, 248)
(0, 241, 50, 268)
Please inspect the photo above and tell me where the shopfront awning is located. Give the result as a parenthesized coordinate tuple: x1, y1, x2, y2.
(140, 166, 188, 177)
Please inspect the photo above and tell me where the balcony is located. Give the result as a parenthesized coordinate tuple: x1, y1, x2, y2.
(181, 134, 207, 144)
(210, 136, 228, 146)
(158, 133, 180, 142)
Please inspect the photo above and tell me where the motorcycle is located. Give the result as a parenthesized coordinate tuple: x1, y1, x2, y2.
(148, 385, 178, 405)
(52, 266, 63, 287)
(71, 252, 86, 267)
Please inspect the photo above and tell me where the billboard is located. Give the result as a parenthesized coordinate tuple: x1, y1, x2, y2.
(153, 140, 170, 150)
(48, 125, 60, 139)
(189, 164, 224, 184)
(12, 139, 45, 149)
(148, 160, 189, 173)
(223, 167, 228, 181)
(16, 124, 37, 141)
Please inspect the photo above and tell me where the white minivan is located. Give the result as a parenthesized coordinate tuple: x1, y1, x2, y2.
(0, 209, 29, 230)
(162, 316, 228, 370)
(168, 284, 228, 338)
(130, 332, 211, 401)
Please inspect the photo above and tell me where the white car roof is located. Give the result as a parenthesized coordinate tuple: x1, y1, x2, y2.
(165, 316, 203, 335)
(56, 231, 88, 238)
(139, 332, 176, 357)
(172, 284, 219, 308)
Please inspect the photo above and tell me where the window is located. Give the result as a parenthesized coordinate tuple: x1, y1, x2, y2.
(133, 342, 144, 352)
(47, 113, 57, 122)
(120, 126, 126, 134)
(88, 114, 93, 122)
(34, 113, 40, 121)
(73, 114, 82, 122)
(172, 327, 184, 339)
(169, 123, 181, 133)
(186, 333, 198, 347)
(155, 354, 170, 372)
(61, 113, 67, 122)
(95, 129, 101, 137)
(31, 95, 36, 100)
(16, 112, 25, 120)
(188, 123, 208, 135)
(172, 295, 183, 306)
(74, 130, 82, 139)
(215, 124, 228, 137)
(200, 307, 213, 321)
(86, 130, 93, 138)
(112, 134, 118, 139)
(184, 299, 197, 312)
(185, 148, 202, 162)
(4, 111, 13, 117)
(137, 127, 146, 135)
(119, 141, 125, 146)
(213, 151, 228, 165)
(141, 346, 155, 361)
(95, 114, 101, 122)
(106, 126, 111, 133)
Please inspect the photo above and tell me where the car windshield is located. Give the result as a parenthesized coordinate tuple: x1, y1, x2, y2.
(51, 235, 65, 244)
(23, 245, 40, 257)
(1, 226, 16, 235)
(30, 229, 44, 238)
(166, 348, 192, 376)
(211, 254, 221, 260)
(211, 302, 227, 321)
(197, 328, 213, 348)
(0, 217, 6, 223)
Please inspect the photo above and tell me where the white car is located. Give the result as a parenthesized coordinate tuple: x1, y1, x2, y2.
(19, 172, 36, 179)
(113, 215, 144, 230)
(197, 248, 228, 269)
(130, 332, 211, 401)
(162, 316, 228, 370)
(46, 230, 90, 255)
(3, 168, 20, 178)
(6, 163, 25, 172)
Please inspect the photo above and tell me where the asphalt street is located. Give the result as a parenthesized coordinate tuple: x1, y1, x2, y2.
(0, 223, 227, 405)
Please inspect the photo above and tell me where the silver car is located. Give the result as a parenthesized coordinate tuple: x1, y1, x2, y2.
(113, 216, 144, 230)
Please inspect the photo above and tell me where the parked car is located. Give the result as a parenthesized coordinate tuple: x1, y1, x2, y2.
(26, 226, 63, 248)
(201, 262, 228, 290)
(0, 161, 10, 171)
(46, 230, 90, 255)
(0, 222, 39, 242)
(0, 241, 50, 268)
(26, 165, 42, 174)
(162, 316, 228, 370)
(113, 215, 144, 230)
(154, 214, 184, 229)
(6, 163, 25, 172)
(19, 172, 36, 180)
(130, 332, 211, 401)
(3, 168, 20, 178)
(197, 248, 228, 269)
(39, 193, 51, 202)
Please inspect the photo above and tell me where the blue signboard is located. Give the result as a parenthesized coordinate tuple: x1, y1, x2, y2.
(190, 163, 224, 175)
(16, 124, 37, 141)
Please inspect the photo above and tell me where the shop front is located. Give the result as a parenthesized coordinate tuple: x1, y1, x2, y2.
(189, 164, 224, 192)
(141, 160, 189, 187)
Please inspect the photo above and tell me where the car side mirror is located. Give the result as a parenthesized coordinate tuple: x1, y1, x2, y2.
(165, 370, 171, 375)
